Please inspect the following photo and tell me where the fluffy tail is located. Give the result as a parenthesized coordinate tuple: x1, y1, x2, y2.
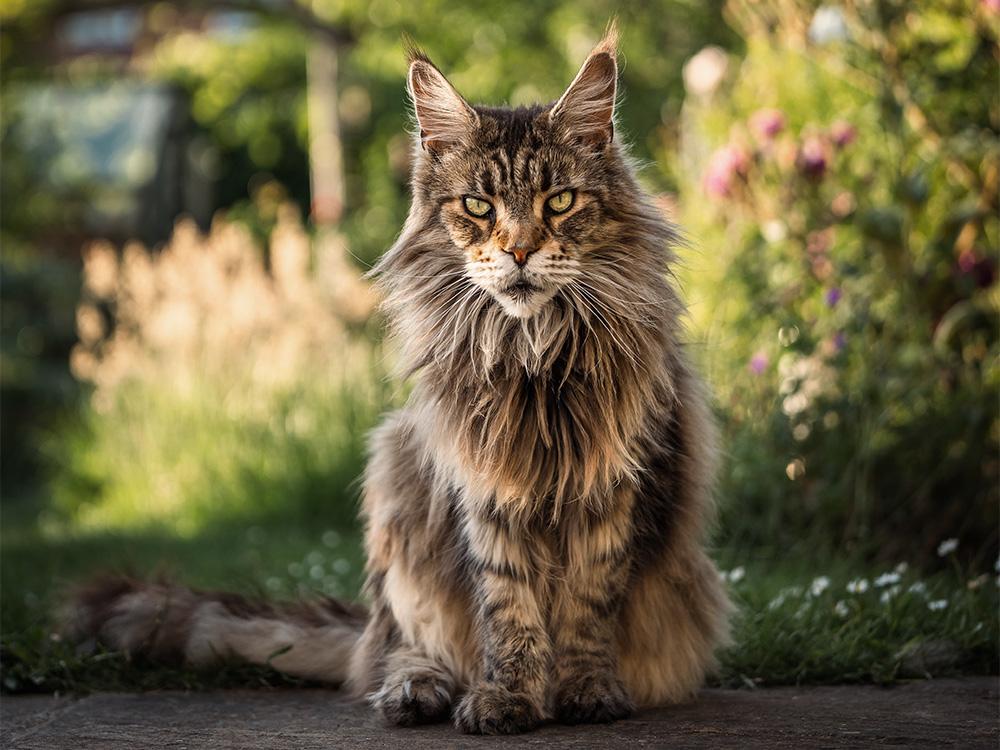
(62, 575, 367, 684)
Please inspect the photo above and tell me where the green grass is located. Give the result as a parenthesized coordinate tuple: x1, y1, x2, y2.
(2, 492, 996, 694)
(0, 496, 367, 693)
(716, 555, 998, 686)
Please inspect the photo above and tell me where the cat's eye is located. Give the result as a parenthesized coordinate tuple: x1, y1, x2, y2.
(546, 190, 575, 214)
(463, 196, 493, 217)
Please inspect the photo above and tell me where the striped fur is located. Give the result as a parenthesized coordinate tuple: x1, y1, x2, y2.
(64, 25, 732, 735)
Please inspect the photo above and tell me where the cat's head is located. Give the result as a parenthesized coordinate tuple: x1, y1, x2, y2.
(404, 27, 636, 319)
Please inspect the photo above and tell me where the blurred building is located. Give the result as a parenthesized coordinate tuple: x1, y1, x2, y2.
(3, 7, 262, 251)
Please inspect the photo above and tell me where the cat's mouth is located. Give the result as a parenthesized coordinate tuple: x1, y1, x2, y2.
(501, 279, 542, 298)
(487, 275, 557, 319)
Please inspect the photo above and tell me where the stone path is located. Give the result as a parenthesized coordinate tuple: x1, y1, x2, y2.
(2, 678, 997, 748)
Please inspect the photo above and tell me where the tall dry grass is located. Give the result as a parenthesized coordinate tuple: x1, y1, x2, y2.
(53, 210, 389, 534)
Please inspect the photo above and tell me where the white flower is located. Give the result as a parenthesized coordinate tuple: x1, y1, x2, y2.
(908, 581, 927, 596)
(834, 600, 850, 617)
(683, 46, 729, 99)
(927, 599, 948, 611)
(874, 572, 901, 588)
(762, 220, 787, 244)
(967, 574, 989, 591)
(937, 538, 959, 557)
(727, 566, 746, 584)
(879, 585, 900, 604)
(894, 562, 909, 575)
(994, 556, 999, 573)
(810, 576, 831, 597)
(768, 594, 786, 610)
(809, 6, 849, 44)
(846, 578, 869, 594)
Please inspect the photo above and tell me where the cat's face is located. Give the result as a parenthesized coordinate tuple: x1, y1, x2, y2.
(407, 36, 621, 319)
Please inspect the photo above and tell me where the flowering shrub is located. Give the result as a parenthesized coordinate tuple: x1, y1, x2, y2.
(52, 211, 386, 533)
(674, 1, 999, 562)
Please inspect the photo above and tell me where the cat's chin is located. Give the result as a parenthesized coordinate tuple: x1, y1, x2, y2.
(493, 286, 558, 319)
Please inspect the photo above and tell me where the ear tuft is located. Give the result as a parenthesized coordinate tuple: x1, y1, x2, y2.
(592, 18, 620, 58)
(402, 34, 429, 66)
(406, 55, 477, 153)
(550, 24, 619, 147)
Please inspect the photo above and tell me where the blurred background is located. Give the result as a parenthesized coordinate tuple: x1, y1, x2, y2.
(1, 0, 997, 691)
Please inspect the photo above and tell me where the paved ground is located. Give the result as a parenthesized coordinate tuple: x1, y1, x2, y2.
(2, 678, 997, 749)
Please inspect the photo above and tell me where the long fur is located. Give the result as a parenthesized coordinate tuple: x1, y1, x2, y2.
(63, 27, 732, 735)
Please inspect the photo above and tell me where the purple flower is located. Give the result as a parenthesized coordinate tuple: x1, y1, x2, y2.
(825, 287, 842, 307)
(797, 136, 829, 180)
(958, 249, 997, 288)
(749, 351, 769, 375)
(833, 332, 847, 351)
(830, 120, 857, 149)
(703, 144, 750, 198)
(958, 249, 978, 273)
(750, 108, 785, 141)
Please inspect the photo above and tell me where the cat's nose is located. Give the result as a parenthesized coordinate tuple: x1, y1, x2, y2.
(504, 245, 538, 266)
(497, 222, 544, 266)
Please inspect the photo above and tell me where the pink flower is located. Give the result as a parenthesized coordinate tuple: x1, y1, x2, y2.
(830, 120, 857, 149)
(749, 351, 769, 375)
(703, 144, 750, 198)
(807, 228, 834, 256)
(982, 0, 1000, 15)
(797, 136, 829, 180)
(750, 108, 785, 141)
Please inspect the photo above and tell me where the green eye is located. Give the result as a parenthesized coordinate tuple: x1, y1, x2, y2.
(547, 190, 574, 214)
(463, 196, 493, 217)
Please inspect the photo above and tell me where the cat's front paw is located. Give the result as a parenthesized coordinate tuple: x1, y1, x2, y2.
(453, 682, 542, 735)
(371, 670, 453, 726)
(554, 672, 634, 725)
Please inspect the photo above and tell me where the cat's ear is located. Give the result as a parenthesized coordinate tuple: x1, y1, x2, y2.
(550, 24, 619, 147)
(406, 49, 478, 153)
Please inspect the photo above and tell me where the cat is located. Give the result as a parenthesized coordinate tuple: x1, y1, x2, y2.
(65, 24, 732, 735)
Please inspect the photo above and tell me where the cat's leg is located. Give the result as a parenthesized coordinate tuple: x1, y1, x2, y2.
(453, 510, 552, 735)
(550, 493, 635, 724)
(353, 410, 478, 725)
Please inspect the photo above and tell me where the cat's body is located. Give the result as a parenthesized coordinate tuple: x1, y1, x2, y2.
(66, 27, 731, 734)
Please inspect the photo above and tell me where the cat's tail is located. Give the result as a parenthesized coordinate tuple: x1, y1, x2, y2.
(61, 574, 367, 684)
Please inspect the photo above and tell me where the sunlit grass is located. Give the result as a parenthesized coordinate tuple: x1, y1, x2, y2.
(47, 370, 389, 535)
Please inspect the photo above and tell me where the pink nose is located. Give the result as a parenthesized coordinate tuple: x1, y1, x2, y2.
(507, 247, 537, 266)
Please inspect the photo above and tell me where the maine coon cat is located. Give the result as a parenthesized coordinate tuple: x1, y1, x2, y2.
(66, 26, 732, 735)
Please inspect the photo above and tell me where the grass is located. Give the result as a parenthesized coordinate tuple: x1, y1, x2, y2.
(716, 555, 998, 687)
(2, 490, 996, 695)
